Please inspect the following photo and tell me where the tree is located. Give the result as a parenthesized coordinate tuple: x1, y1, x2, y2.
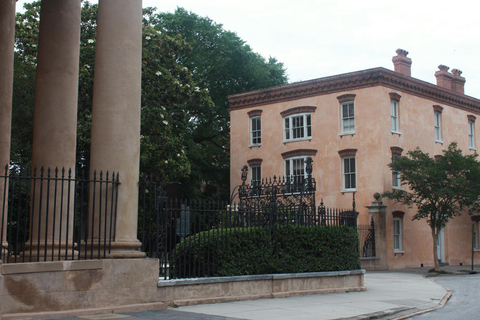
(383, 142, 480, 271)
(12, 3, 288, 199)
(12, 2, 212, 184)
(153, 8, 288, 199)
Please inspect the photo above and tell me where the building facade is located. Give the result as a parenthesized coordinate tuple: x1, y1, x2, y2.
(229, 49, 480, 269)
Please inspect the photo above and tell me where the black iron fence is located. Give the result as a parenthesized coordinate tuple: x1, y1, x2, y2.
(138, 177, 358, 280)
(358, 218, 376, 258)
(0, 165, 119, 263)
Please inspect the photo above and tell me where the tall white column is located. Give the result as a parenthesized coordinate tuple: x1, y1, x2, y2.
(27, 0, 81, 261)
(0, 0, 16, 261)
(89, 0, 145, 258)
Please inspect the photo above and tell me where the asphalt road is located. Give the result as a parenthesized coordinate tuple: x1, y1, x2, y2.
(408, 273, 480, 320)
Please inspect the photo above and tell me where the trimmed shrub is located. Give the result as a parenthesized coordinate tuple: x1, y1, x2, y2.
(170, 225, 360, 278)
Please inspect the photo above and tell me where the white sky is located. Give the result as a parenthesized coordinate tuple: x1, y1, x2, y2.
(16, 0, 480, 98)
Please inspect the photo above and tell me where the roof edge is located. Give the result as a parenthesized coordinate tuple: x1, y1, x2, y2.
(228, 67, 480, 113)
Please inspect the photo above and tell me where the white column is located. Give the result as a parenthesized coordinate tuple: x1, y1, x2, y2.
(0, 0, 16, 261)
(27, 0, 81, 261)
(89, 0, 145, 258)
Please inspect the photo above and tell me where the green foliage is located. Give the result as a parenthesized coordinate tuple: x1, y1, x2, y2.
(382, 142, 480, 270)
(272, 225, 361, 273)
(383, 142, 480, 229)
(170, 225, 360, 278)
(153, 8, 288, 199)
(11, 3, 287, 198)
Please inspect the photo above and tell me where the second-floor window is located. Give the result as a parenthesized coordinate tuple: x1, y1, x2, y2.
(342, 156, 356, 191)
(284, 114, 311, 142)
(392, 154, 401, 188)
(250, 116, 261, 145)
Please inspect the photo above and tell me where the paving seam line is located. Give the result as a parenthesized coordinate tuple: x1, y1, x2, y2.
(390, 277, 452, 320)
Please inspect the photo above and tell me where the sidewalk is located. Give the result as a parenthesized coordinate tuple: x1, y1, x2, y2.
(49, 265, 480, 320)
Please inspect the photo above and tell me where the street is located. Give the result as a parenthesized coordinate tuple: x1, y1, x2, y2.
(408, 273, 480, 319)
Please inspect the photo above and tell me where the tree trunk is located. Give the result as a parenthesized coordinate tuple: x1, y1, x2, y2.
(431, 226, 440, 271)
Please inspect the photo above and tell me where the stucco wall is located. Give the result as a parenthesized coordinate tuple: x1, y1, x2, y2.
(230, 83, 480, 269)
(0, 259, 164, 318)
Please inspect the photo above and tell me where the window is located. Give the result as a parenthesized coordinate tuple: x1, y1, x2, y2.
(337, 94, 356, 135)
(282, 150, 317, 193)
(342, 157, 356, 191)
(248, 159, 263, 196)
(284, 114, 311, 141)
(469, 117, 476, 150)
(391, 147, 403, 189)
(251, 165, 261, 185)
(434, 111, 442, 141)
(393, 218, 403, 252)
(389, 93, 401, 134)
(338, 149, 357, 192)
(247, 109, 262, 146)
(285, 157, 306, 180)
(392, 154, 401, 188)
(433, 105, 443, 143)
(250, 116, 261, 145)
(391, 100, 399, 133)
(469, 121, 475, 149)
(341, 102, 355, 134)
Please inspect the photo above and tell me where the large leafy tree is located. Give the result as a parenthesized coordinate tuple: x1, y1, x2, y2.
(383, 142, 480, 271)
(153, 8, 288, 199)
(12, 2, 287, 199)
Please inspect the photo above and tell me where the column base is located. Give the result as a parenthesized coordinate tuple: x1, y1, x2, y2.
(84, 239, 146, 259)
(18, 241, 78, 262)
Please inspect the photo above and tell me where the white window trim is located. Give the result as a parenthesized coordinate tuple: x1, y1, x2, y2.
(393, 217, 403, 253)
(249, 116, 261, 147)
(340, 101, 355, 135)
(469, 120, 476, 150)
(341, 156, 356, 192)
(284, 156, 310, 194)
(392, 154, 402, 190)
(390, 100, 401, 135)
(284, 156, 308, 179)
(434, 111, 443, 143)
(283, 113, 312, 143)
(250, 165, 261, 184)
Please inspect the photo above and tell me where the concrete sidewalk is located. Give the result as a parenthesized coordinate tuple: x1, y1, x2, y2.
(49, 265, 480, 320)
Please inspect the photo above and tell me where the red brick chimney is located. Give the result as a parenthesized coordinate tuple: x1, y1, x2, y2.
(435, 65, 453, 90)
(392, 49, 412, 76)
(451, 68, 465, 94)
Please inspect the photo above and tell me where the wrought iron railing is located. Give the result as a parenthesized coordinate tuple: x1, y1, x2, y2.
(358, 218, 376, 257)
(138, 175, 358, 280)
(0, 165, 119, 263)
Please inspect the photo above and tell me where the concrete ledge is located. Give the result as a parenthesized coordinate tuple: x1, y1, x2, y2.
(158, 269, 366, 307)
(1, 260, 103, 275)
(1, 259, 160, 317)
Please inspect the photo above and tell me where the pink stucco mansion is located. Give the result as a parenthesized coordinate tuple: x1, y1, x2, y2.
(228, 49, 480, 270)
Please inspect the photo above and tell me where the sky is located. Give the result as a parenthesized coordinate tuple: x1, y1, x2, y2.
(15, 0, 480, 98)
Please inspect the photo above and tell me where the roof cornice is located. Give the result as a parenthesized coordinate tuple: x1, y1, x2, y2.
(228, 67, 480, 114)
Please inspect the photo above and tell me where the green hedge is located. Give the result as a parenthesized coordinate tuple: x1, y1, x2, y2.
(171, 225, 360, 278)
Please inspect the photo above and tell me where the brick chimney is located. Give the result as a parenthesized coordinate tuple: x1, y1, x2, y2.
(392, 49, 412, 76)
(451, 68, 466, 94)
(435, 65, 453, 90)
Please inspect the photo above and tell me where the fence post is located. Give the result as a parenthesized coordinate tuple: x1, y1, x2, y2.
(365, 193, 388, 270)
